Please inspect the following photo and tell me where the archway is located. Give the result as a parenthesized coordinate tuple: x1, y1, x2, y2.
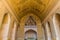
(24, 16, 37, 40)
(25, 30, 37, 40)
(1, 13, 10, 40)
(19, 13, 45, 40)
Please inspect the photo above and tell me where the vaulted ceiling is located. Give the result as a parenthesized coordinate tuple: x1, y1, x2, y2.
(5, 0, 59, 22)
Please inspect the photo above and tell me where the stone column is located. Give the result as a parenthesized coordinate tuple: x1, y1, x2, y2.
(11, 22, 17, 40)
(53, 15, 60, 40)
(45, 22, 52, 40)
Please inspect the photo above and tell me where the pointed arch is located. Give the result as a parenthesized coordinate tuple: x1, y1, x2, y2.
(1, 13, 11, 40)
(25, 16, 36, 26)
(19, 13, 45, 40)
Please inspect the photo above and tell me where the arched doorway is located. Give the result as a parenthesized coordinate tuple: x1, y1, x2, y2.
(25, 30, 37, 40)
(24, 16, 37, 40)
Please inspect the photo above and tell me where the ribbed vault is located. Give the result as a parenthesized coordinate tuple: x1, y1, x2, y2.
(5, 0, 59, 22)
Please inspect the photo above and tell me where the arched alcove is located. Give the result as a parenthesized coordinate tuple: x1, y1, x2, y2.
(19, 13, 45, 40)
(24, 16, 37, 33)
(1, 13, 10, 40)
(24, 16, 37, 40)
(25, 30, 37, 40)
(53, 13, 60, 40)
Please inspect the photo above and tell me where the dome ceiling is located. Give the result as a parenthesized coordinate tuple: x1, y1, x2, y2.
(5, 0, 58, 22)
